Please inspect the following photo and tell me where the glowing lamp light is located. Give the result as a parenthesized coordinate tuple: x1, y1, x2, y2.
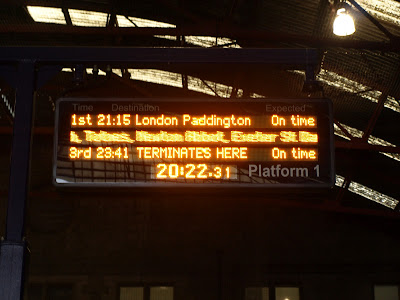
(333, 5, 356, 36)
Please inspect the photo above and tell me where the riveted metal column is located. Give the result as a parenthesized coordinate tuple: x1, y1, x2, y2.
(0, 60, 35, 300)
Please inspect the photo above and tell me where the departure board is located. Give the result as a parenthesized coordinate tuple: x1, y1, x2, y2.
(53, 98, 334, 187)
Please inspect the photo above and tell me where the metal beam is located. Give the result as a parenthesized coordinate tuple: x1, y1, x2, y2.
(36, 65, 63, 89)
(336, 174, 352, 204)
(0, 60, 35, 300)
(62, 8, 72, 26)
(0, 47, 318, 65)
(5, 62, 35, 241)
(334, 120, 354, 140)
(107, 11, 117, 28)
(362, 92, 388, 141)
(1, 24, 400, 50)
(0, 65, 17, 88)
(102, 69, 154, 97)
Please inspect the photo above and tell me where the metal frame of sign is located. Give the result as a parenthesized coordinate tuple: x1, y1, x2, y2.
(53, 97, 334, 188)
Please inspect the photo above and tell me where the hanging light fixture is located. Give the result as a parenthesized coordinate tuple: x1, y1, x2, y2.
(333, 2, 356, 36)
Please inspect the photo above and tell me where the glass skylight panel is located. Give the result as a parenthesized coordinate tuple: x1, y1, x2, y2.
(293, 70, 400, 159)
(358, 0, 400, 26)
(333, 123, 351, 140)
(335, 175, 345, 186)
(367, 136, 400, 161)
(154, 35, 176, 41)
(188, 76, 239, 97)
(184, 36, 240, 48)
(1, 93, 14, 118)
(116, 15, 136, 27)
(334, 122, 363, 139)
(336, 175, 399, 209)
(335, 121, 400, 161)
(27, 6, 67, 25)
(249, 92, 265, 98)
(317, 69, 400, 113)
(128, 69, 183, 88)
(348, 181, 399, 210)
(152, 35, 240, 48)
(111, 69, 122, 76)
(88, 68, 106, 76)
(114, 69, 243, 97)
(291, 70, 400, 113)
(68, 9, 108, 27)
(117, 16, 240, 48)
(116, 15, 175, 28)
(334, 126, 399, 209)
(62, 68, 107, 75)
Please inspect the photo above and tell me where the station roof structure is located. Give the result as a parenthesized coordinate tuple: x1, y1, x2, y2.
(0, 0, 399, 217)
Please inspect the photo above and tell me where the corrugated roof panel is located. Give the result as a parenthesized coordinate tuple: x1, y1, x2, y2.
(358, 0, 400, 26)
(27, 6, 66, 25)
(334, 122, 400, 162)
(336, 175, 399, 209)
(317, 68, 400, 113)
(68, 9, 108, 27)
(257, 0, 320, 36)
(116, 15, 175, 28)
(323, 49, 400, 95)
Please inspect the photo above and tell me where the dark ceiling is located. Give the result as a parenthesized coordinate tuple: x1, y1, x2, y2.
(0, 0, 399, 217)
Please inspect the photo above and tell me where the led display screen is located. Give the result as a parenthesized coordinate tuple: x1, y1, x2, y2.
(54, 98, 334, 187)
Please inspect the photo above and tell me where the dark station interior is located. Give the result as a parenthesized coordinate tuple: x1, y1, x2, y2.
(0, 1, 400, 300)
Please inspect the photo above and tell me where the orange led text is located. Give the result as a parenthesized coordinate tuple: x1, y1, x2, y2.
(136, 147, 212, 159)
(271, 114, 317, 127)
(71, 114, 93, 126)
(216, 147, 247, 159)
(231, 131, 279, 143)
(69, 147, 91, 159)
(136, 130, 184, 142)
(291, 147, 317, 159)
(70, 131, 82, 143)
(185, 131, 230, 143)
(182, 114, 251, 128)
(135, 114, 179, 126)
(291, 115, 315, 126)
(84, 130, 134, 143)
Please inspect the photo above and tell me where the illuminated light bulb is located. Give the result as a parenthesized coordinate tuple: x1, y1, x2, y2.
(333, 6, 356, 36)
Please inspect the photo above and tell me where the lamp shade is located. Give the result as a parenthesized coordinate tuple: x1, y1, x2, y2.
(333, 7, 355, 36)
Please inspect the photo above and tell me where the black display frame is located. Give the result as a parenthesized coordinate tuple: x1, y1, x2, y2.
(53, 97, 335, 188)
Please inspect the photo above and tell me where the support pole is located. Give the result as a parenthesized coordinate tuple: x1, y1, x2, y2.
(0, 60, 35, 300)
